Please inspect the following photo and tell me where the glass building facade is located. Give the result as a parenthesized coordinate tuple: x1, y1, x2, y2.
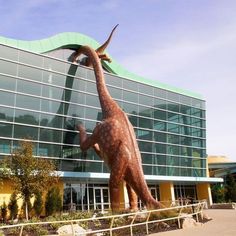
(0, 40, 217, 210)
(0, 44, 206, 177)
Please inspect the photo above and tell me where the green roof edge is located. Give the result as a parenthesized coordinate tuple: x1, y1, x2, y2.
(0, 32, 203, 99)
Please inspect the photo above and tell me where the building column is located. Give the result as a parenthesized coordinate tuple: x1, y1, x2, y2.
(196, 183, 212, 207)
(159, 182, 175, 205)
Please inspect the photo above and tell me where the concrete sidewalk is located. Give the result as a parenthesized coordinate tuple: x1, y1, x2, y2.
(149, 209, 236, 236)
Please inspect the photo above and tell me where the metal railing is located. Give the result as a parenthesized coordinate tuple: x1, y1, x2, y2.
(0, 201, 206, 236)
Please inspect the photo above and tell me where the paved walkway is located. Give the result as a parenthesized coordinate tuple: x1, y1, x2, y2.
(149, 209, 236, 236)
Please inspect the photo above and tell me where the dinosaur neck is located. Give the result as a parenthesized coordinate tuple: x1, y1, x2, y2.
(79, 46, 118, 118)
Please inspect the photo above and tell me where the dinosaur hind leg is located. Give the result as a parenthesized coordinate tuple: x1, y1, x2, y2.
(126, 184, 138, 211)
(109, 143, 130, 213)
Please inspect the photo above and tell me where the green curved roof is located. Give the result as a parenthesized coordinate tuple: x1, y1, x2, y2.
(0, 32, 202, 99)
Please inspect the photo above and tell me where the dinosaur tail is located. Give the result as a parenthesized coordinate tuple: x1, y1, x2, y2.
(96, 24, 119, 53)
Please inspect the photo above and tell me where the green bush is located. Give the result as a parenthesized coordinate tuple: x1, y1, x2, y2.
(1, 202, 7, 223)
(33, 191, 44, 217)
(211, 184, 225, 203)
(45, 187, 62, 216)
(8, 192, 19, 220)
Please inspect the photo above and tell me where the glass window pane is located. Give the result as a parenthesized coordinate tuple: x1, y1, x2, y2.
(167, 134, 179, 144)
(43, 58, 65, 74)
(13, 124, 38, 140)
(42, 85, 64, 100)
(18, 65, 42, 82)
(137, 129, 153, 141)
(86, 69, 95, 81)
(138, 117, 153, 129)
(139, 105, 153, 118)
(154, 109, 166, 120)
(85, 107, 101, 121)
(0, 74, 16, 91)
(179, 95, 191, 105)
(167, 101, 179, 112)
(41, 99, 64, 114)
(154, 120, 166, 131)
(0, 91, 15, 106)
(66, 104, 85, 119)
(154, 88, 167, 99)
(139, 84, 153, 96)
(155, 143, 166, 154)
(40, 113, 63, 129)
(0, 60, 17, 76)
(75, 65, 87, 78)
(43, 72, 66, 88)
(0, 45, 18, 61)
(108, 86, 122, 100)
(70, 91, 85, 104)
(168, 123, 179, 134)
(168, 112, 179, 123)
(138, 141, 153, 152)
(86, 81, 97, 94)
(139, 94, 153, 106)
(154, 132, 166, 142)
(19, 50, 43, 67)
(122, 102, 138, 114)
(85, 94, 100, 107)
(0, 106, 14, 122)
(167, 145, 179, 155)
(15, 94, 40, 110)
(123, 79, 138, 92)
(15, 109, 39, 125)
(128, 115, 138, 127)
(154, 98, 166, 110)
(39, 128, 62, 143)
(38, 143, 62, 157)
(180, 105, 191, 115)
(106, 73, 122, 87)
(17, 79, 41, 96)
(0, 139, 12, 154)
(123, 90, 138, 103)
(0, 123, 12, 137)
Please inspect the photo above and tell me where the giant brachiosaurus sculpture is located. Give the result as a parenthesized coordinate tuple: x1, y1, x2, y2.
(73, 28, 163, 213)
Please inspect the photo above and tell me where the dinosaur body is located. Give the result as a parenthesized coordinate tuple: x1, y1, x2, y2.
(74, 45, 162, 212)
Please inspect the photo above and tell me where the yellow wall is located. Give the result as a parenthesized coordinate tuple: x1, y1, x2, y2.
(0, 179, 64, 217)
(196, 183, 212, 206)
(159, 182, 175, 204)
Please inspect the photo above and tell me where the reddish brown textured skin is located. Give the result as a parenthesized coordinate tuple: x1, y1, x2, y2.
(73, 37, 162, 214)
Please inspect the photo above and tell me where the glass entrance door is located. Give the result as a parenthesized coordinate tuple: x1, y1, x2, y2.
(93, 187, 110, 212)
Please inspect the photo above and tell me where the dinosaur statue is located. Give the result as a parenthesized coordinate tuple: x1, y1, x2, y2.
(73, 24, 119, 66)
(73, 44, 163, 213)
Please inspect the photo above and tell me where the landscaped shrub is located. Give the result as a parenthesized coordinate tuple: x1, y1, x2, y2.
(1, 202, 7, 223)
(45, 186, 62, 216)
(8, 192, 18, 220)
(33, 191, 44, 217)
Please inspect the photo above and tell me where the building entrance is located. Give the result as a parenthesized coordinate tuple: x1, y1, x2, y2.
(93, 187, 110, 212)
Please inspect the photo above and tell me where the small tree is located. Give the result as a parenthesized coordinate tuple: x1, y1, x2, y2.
(8, 192, 18, 220)
(225, 173, 236, 202)
(211, 184, 225, 203)
(45, 187, 62, 216)
(0, 140, 58, 220)
(33, 191, 44, 218)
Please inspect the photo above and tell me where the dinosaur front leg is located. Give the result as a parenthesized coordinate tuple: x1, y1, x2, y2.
(76, 124, 97, 151)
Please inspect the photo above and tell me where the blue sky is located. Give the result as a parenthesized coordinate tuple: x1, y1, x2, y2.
(1, 0, 236, 160)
